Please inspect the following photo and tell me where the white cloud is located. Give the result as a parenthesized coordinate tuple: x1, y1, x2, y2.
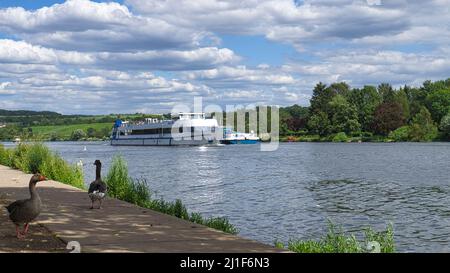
(1, 0, 450, 113)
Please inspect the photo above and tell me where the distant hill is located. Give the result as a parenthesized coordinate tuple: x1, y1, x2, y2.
(0, 109, 62, 116)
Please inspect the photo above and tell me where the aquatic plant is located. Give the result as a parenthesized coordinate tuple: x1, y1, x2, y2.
(275, 221, 395, 253)
(0, 143, 84, 189)
(105, 155, 239, 234)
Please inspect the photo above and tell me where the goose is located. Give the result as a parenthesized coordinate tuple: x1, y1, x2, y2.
(88, 160, 107, 209)
(5, 174, 47, 239)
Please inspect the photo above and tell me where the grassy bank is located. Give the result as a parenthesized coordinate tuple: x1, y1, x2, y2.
(0, 143, 84, 189)
(275, 222, 395, 253)
(105, 155, 238, 234)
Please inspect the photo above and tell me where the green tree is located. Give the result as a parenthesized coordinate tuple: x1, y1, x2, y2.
(328, 95, 361, 134)
(425, 89, 450, 123)
(310, 82, 335, 115)
(395, 89, 410, 121)
(409, 107, 438, 141)
(328, 82, 350, 97)
(307, 111, 330, 137)
(347, 85, 381, 132)
(439, 113, 450, 140)
(378, 83, 396, 103)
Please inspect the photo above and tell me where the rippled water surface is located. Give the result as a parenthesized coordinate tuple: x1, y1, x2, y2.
(4, 141, 449, 252)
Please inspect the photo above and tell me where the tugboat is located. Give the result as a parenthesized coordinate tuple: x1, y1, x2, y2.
(220, 127, 260, 144)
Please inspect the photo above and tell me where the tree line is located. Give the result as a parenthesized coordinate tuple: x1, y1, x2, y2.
(279, 78, 450, 141)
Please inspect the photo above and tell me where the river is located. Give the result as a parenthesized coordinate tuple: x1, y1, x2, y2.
(3, 141, 449, 252)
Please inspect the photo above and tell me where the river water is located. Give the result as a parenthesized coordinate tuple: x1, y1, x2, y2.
(3, 141, 449, 252)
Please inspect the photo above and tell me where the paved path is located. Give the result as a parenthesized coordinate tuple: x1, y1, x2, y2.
(0, 165, 284, 253)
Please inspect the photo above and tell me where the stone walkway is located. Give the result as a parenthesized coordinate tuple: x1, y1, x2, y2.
(0, 165, 284, 253)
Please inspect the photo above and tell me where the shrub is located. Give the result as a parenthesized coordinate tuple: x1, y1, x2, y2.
(0, 143, 84, 189)
(388, 126, 411, 141)
(332, 132, 348, 142)
(276, 222, 395, 253)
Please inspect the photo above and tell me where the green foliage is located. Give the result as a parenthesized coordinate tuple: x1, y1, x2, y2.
(0, 143, 84, 189)
(105, 155, 132, 200)
(105, 155, 238, 234)
(332, 132, 348, 142)
(395, 89, 411, 121)
(426, 89, 450, 123)
(70, 129, 87, 141)
(347, 85, 381, 132)
(276, 222, 395, 253)
(389, 126, 411, 142)
(328, 95, 361, 134)
(378, 83, 396, 103)
(409, 107, 438, 141)
(0, 144, 14, 166)
(307, 111, 330, 136)
(439, 113, 450, 140)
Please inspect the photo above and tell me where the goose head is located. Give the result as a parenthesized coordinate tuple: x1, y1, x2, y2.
(30, 173, 47, 184)
(93, 160, 102, 167)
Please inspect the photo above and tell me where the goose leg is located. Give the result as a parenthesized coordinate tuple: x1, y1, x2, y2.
(23, 223, 30, 235)
(90, 200, 94, 209)
(98, 199, 103, 209)
(15, 225, 25, 239)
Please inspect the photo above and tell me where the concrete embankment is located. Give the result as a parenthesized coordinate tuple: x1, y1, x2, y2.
(0, 165, 284, 253)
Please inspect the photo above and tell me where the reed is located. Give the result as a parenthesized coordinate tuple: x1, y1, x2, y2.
(275, 221, 395, 253)
(0, 143, 84, 189)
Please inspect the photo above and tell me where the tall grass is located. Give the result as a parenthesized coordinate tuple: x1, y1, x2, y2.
(0, 143, 84, 189)
(105, 155, 238, 234)
(275, 221, 395, 253)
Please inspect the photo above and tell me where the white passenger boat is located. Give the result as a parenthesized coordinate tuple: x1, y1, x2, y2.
(110, 113, 220, 146)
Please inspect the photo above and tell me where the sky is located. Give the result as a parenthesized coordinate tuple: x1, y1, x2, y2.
(0, 0, 449, 114)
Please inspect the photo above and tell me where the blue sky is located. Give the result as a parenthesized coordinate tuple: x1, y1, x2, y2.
(0, 0, 449, 114)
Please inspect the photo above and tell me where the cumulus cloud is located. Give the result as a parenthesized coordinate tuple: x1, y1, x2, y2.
(1, 0, 450, 113)
(0, 0, 205, 51)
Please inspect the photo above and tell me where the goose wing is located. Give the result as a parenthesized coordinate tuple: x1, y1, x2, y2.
(5, 199, 27, 215)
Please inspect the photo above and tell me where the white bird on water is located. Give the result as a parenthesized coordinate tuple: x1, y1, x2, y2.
(77, 160, 83, 168)
(83, 146, 87, 151)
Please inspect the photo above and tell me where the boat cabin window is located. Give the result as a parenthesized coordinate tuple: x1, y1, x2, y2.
(131, 128, 161, 135)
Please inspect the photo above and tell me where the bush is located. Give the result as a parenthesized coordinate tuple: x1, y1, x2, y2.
(0, 144, 14, 166)
(276, 222, 395, 253)
(0, 143, 84, 189)
(332, 132, 348, 142)
(388, 126, 411, 141)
